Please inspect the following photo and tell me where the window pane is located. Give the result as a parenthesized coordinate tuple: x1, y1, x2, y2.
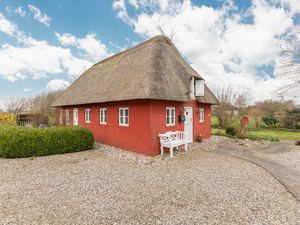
(125, 109, 128, 117)
(171, 109, 175, 117)
(167, 116, 170, 125)
(125, 116, 128, 124)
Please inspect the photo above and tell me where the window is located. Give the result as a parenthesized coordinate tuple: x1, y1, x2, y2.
(199, 108, 205, 123)
(85, 109, 91, 123)
(99, 108, 107, 124)
(119, 108, 129, 126)
(166, 107, 175, 126)
(65, 109, 70, 126)
(59, 109, 63, 125)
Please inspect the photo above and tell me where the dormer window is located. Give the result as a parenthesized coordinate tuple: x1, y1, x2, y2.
(190, 77, 205, 98)
(195, 79, 204, 97)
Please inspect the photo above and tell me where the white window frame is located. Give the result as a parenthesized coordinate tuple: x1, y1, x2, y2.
(166, 107, 176, 126)
(59, 109, 63, 125)
(65, 109, 70, 126)
(85, 109, 91, 123)
(99, 108, 107, 125)
(119, 108, 129, 127)
(199, 108, 205, 123)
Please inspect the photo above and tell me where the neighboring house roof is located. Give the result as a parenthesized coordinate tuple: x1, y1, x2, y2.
(52, 35, 219, 107)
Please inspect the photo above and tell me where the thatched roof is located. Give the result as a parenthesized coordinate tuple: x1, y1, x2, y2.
(196, 85, 219, 105)
(52, 35, 218, 107)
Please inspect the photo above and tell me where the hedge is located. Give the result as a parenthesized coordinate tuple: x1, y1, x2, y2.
(0, 125, 94, 158)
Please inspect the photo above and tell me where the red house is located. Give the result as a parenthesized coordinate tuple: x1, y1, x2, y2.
(52, 36, 219, 156)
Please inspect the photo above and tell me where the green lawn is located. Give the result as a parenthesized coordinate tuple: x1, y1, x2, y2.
(212, 127, 300, 141)
(211, 116, 300, 141)
(249, 128, 300, 141)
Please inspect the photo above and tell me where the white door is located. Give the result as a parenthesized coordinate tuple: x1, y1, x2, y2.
(184, 107, 193, 143)
(73, 108, 78, 126)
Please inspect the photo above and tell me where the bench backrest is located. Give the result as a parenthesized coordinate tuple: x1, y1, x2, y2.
(158, 131, 186, 145)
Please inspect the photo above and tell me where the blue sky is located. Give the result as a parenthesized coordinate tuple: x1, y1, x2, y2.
(0, 0, 299, 108)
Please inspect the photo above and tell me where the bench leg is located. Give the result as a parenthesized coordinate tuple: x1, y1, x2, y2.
(184, 143, 188, 152)
(160, 146, 164, 156)
(170, 147, 174, 157)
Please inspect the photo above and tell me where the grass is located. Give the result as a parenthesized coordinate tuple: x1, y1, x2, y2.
(249, 129, 300, 141)
(211, 116, 300, 141)
(212, 127, 300, 141)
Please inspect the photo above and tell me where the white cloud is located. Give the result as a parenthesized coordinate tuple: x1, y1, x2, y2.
(281, 0, 300, 14)
(15, 6, 26, 17)
(0, 41, 92, 81)
(113, 0, 299, 102)
(0, 12, 17, 36)
(0, 13, 95, 82)
(128, 0, 139, 9)
(24, 88, 32, 92)
(46, 79, 70, 91)
(55, 32, 110, 61)
(113, 0, 134, 25)
(28, 4, 51, 26)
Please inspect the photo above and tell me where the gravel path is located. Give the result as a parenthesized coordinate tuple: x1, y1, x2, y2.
(0, 139, 300, 224)
(259, 148, 300, 174)
(214, 139, 300, 202)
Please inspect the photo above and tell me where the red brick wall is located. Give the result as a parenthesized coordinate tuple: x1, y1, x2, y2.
(56, 99, 211, 156)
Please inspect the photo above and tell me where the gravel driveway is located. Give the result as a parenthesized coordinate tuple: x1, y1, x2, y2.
(1, 140, 300, 225)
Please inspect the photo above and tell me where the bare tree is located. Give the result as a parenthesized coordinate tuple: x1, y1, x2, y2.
(278, 29, 300, 94)
(214, 87, 250, 128)
(5, 97, 32, 114)
(234, 92, 250, 116)
(30, 90, 64, 126)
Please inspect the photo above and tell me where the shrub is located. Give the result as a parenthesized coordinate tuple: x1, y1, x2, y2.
(0, 113, 16, 125)
(0, 125, 94, 158)
(262, 115, 278, 127)
(236, 127, 248, 139)
(225, 126, 237, 136)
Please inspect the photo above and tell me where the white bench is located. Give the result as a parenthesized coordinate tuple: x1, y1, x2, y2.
(158, 131, 188, 157)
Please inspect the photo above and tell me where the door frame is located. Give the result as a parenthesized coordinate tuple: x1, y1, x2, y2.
(184, 107, 193, 143)
(73, 108, 78, 126)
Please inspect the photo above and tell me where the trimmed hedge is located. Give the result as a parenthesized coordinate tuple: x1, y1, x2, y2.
(0, 125, 94, 158)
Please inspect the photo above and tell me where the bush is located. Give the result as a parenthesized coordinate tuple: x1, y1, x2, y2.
(225, 126, 237, 136)
(236, 127, 248, 139)
(295, 140, 300, 146)
(0, 113, 16, 125)
(0, 125, 94, 158)
(262, 115, 278, 127)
